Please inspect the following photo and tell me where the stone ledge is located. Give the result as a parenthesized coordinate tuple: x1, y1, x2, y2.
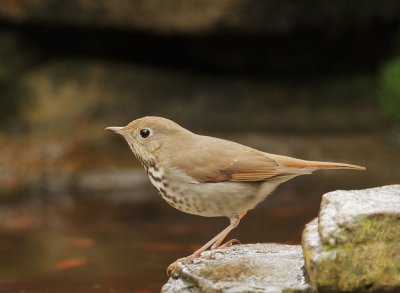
(162, 243, 310, 293)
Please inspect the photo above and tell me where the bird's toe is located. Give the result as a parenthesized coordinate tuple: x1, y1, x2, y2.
(166, 255, 196, 277)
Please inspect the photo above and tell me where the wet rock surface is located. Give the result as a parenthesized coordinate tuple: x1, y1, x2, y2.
(162, 243, 310, 293)
(302, 185, 400, 292)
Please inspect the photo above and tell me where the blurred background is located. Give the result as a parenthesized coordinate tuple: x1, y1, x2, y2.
(0, 1, 400, 292)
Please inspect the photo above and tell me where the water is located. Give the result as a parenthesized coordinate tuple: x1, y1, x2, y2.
(0, 184, 323, 292)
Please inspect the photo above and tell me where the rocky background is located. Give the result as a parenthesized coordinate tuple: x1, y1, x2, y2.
(0, 1, 400, 292)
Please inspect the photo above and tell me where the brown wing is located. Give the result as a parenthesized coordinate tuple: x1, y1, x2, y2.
(168, 135, 306, 183)
(221, 149, 288, 181)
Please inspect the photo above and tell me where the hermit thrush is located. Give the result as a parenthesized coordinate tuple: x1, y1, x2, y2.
(106, 116, 365, 274)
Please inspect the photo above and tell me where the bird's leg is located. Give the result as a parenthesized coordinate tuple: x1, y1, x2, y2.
(167, 211, 247, 276)
(211, 211, 246, 249)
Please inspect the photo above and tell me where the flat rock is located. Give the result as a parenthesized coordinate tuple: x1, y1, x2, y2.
(319, 185, 400, 245)
(162, 243, 310, 293)
(302, 185, 400, 292)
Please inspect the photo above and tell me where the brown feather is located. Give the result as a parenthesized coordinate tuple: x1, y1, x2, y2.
(166, 133, 365, 183)
(167, 135, 310, 183)
(266, 154, 365, 171)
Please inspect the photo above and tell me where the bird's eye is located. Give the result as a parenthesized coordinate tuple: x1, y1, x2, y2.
(140, 128, 151, 138)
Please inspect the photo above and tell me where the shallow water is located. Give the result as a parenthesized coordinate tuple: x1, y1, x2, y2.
(0, 184, 323, 293)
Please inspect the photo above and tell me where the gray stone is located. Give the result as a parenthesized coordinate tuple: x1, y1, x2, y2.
(319, 185, 400, 245)
(302, 185, 400, 292)
(162, 243, 311, 293)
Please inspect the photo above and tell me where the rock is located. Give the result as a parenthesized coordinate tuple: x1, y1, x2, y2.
(162, 243, 311, 293)
(302, 185, 400, 292)
(0, 0, 400, 34)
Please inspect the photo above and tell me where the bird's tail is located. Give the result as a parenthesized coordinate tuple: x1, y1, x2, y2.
(267, 154, 366, 171)
(301, 160, 365, 171)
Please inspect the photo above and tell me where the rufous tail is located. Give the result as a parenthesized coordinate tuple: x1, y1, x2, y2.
(301, 160, 365, 170)
(267, 154, 366, 171)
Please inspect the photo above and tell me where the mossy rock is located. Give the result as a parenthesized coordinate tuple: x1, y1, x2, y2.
(302, 185, 400, 292)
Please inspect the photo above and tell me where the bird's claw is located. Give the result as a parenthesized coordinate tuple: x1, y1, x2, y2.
(207, 239, 241, 259)
(211, 238, 241, 250)
(218, 238, 241, 249)
(167, 255, 197, 277)
(167, 239, 241, 276)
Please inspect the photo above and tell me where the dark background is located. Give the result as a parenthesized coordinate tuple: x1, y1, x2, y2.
(0, 1, 400, 292)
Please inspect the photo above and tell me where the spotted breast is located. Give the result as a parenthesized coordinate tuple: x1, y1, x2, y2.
(145, 163, 181, 209)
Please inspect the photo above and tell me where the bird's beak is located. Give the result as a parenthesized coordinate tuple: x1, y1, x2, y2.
(105, 126, 124, 135)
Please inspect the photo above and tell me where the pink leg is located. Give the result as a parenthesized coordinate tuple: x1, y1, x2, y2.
(167, 211, 247, 275)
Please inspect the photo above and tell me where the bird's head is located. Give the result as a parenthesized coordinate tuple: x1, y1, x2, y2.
(106, 116, 190, 164)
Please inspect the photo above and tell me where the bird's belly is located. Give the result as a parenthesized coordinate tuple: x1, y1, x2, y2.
(158, 180, 276, 218)
(146, 166, 282, 217)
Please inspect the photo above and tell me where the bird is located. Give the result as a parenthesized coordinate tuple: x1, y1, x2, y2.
(106, 116, 365, 274)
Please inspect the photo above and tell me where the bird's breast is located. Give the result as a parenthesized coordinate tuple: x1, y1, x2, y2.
(146, 164, 166, 191)
(145, 164, 215, 216)
(145, 164, 187, 210)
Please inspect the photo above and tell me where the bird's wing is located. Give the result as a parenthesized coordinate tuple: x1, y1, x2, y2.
(217, 149, 300, 182)
(169, 136, 307, 183)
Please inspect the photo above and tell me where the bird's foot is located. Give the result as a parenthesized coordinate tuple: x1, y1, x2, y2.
(167, 254, 198, 277)
(211, 238, 241, 250)
(167, 239, 241, 276)
(216, 238, 241, 249)
(207, 239, 241, 259)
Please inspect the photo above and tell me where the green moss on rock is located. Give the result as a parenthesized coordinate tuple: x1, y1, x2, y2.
(303, 185, 400, 292)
